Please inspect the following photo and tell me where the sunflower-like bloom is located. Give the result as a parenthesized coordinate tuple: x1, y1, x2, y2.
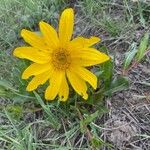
(13, 8, 109, 101)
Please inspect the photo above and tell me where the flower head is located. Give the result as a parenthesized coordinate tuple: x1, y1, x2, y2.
(13, 8, 110, 101)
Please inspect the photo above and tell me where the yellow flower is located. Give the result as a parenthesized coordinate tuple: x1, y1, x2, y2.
(13, 8, 110, 101)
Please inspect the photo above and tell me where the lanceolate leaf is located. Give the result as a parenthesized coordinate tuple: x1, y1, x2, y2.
(104, 76, 129, 96)
(100, 59, 113, 89)
(136, 33, 149, 62)
(123, 42, 137, 69)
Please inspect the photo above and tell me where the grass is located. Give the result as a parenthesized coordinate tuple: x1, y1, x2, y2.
(0, 0, 150, 149)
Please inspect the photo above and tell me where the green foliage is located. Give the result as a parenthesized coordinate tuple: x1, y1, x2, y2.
(100, 59, 113, 90)
(136, 33, 149, 62)
(94, 46, 129, 99)
(123, 42, 137, 69)
(123, 32, 149, 74)
(104, 76, 129, 96)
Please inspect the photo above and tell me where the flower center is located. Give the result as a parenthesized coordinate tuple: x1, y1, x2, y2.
(52, 49, 71, 70)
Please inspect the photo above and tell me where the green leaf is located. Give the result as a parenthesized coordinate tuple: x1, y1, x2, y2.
(100, 59, 113, 89)
(101, 60, 113, 80)
(98, 46, 113, 90)
(104, 76, 129, 96)
(136, 33, 149, 61)
(123, 42, 137, 69)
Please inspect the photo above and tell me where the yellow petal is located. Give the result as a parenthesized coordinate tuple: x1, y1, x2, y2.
(72, 48, 110, 66)
(45, 70, 64, 100)
(22, 63, 52, 79)
(59, 8, 74, 47)
(70, 36, 100, 48)
(59, 75, 69, 101)
(21, 29, 48, 50)
(70, 66, 97, 89)
(39, 21, 59, 49)
(66, 69, 88, 100)
(26, 71, 51, 91)
(13, 47, 51, 64)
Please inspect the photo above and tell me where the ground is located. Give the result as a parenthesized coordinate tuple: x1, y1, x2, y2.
(0, 0, 150, 150)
